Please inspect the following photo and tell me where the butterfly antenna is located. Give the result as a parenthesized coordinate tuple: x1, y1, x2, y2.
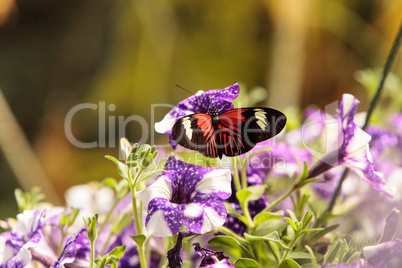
(175, 84, 195, 96)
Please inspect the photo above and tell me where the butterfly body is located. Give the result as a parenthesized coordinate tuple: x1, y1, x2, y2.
(172, 107, 286, 159)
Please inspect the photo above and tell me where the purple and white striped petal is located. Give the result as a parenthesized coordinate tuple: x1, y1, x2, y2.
(138, 156, 231, 237)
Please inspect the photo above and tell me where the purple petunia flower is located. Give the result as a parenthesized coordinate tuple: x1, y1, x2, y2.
(137, 156, 232, 237)
(0, 209, 44, 268)
(0, 208, 93, 268)
(307, 94, 396, 197)
(154, 83, 240, 149)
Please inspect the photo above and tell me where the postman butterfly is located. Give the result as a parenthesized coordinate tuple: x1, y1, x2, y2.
(172, 106, 286, 159)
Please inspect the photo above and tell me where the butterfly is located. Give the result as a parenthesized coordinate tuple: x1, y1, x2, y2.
(172, 106, 286, 159)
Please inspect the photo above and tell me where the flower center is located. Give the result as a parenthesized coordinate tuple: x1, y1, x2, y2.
(170, 180, 193, 205)
(171, 189, 191, 204)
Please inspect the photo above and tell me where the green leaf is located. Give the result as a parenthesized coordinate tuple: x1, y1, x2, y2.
(244, 185, 267, 202)
(301, 211, 313, 229)
(279, 259, 301, 268)
(236, 189, 252, 204)
(95, 256, 107, 268)
(244, 231, 280, 242)
(256, 219, 287, 236)
(224, 202, 241, 216)
(130, 234, 146, 246)
(300, 178, 325, 186)
(223, 203, 249, 225)
(300, 228, 324, 235)
(181, 260, 192, 268)
(323, 239, 342, 265)
(208, 236, 242, 252)
(105, 155, 130, 181)
(300, 161, 309, 181)
(83, 214, 98, 242)
(254, 211, 284, 225)
(67, 207, 80, 226)
(234, 258, 260, 268)
(101, 177, 118, 189)
(137, 169, 166, 184)
(287, 210, 298, 223)
(288, 252, 313, 259)
(305, 245, 318, 268)
(108, 245, 126, 258)
(60, 214, 67, 226)
(14, 187, 45, 212)
(284, 217, 298, 232)
(305, 224, 339, 243)
(236, 185, 267, 205)
(345, 251, 361, 264)
(209, 235, 254, 258)
(348, 237, 359, 251)
(278, 240, 291, 250)
(268, 241, 281, 261)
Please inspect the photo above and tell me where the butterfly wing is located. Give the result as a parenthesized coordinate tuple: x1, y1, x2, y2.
(215, 108, 287, 157)
(171, 107, 287, 159)
(172, 113, 219, 158)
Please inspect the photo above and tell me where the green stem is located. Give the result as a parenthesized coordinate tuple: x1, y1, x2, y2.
(131, 185, 142, 234)
(362, 21, 402, 131)
(137, 242, 148, 268)
(215, 226, 248, 244)
(327, 169, 349, 213)
(129, 168, 148, 268)
(90, 240, 95, 268)
(262, 186, 295, 213)
(240, 199, 254, 228)
(281, 234, 299, 262)
(183, 238, 192, 262)
(133, 169, 144, 186)
(327, 20, 402, 214)
(130, 168, 144, 234)
(232, 158, 241, 192)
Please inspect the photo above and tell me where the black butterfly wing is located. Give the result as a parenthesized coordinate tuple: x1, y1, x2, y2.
(172, 113, 219, 158)
(171, 107, 287, 159)
(216, 108, 287, 157)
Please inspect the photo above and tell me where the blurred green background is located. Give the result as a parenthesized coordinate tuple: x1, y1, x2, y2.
(0, 0, 401, 219)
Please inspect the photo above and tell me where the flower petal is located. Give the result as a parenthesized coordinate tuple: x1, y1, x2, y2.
(137, 174, 173, 209)
(194, 169, 232, 199)
(145, 201, 176, 237)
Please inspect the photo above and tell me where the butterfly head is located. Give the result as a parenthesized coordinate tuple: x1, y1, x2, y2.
(209, 106, 219, 117)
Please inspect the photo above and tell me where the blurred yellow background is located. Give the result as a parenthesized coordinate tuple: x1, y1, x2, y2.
(0, 0, 401, 218)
